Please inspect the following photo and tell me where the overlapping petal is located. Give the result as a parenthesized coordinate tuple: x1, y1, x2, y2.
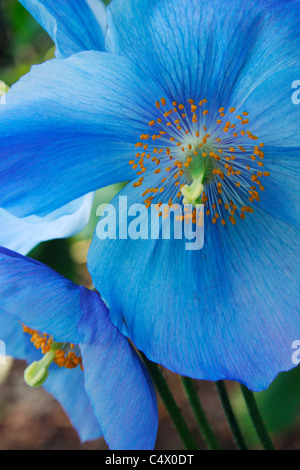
(0, 51, 164, 217)
(19, 0, 107, 58)
(88, 181, 300, 391)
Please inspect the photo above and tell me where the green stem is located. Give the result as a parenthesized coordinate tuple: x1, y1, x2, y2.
(181, 377, 219, 450)
(215, 381, 247, 450)
(240, 385, 275, 450)
(142, 355, 198, 450)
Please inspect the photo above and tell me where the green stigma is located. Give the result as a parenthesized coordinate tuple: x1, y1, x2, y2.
(24, 342, 62, 388)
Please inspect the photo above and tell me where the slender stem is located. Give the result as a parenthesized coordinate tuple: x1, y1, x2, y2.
(181, 377, 219, 450)
(142, 355, 198, 450)
(215, 381, 247, 450)
(240, 385, 275, 450)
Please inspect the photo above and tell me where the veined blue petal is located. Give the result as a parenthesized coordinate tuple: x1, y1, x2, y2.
(22, 340, 102, 442)
(19, 0, 107, 58)
(107, 0, 300, 111)
(255, 147, 300, 228)
(0, 193, 93, 255)
(78, 288, 158, 450)
(0, 51, 164, 217)
(0, 247, 81, 343)
(0, 310, 27, 359)
(88, 181, 300, 392)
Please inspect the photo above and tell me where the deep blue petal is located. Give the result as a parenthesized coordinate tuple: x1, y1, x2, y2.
(78, 287, 158, 450)
(0, 247, 81, 343)
(0, 51, 164, 217)
(88, 181, 300, 391)
(0, 310, 27, 359)
(19, 0, 106, 57)
(107, 0, 300, 108)
(0, 193, 93, 255)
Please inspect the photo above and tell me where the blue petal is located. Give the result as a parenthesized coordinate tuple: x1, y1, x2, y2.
(78, 287, 158, 449)
(0, 309, 27, 359)
(107, 0, 300, 110)
(88, 181, 300, 391)
(233, 66, 300, 148)
(0, 193, 93, 255)
(22, 341, 102, 442)
(19, 0, 106, 58)
(0, 51, 164, 217)
(0, 247, 81, 343)
(43, 364, 103, 442)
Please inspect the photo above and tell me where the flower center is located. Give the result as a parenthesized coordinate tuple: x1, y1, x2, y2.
(22, 324, 82, 388)
(130, 97, 269, 226)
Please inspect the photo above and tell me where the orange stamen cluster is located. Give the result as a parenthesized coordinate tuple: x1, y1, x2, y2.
(129, 97, 269, 227)
(22, 324, 83, 370)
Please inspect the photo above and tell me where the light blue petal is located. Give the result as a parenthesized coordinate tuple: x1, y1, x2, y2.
(0, 247, 81, 343)
(0, 51, 164, 217)
(78, 288, 158, 450)
(19, 0, 106, 57)
(43, 364, 103, 442)
(0, 310, 27, 359)
(0, 193, 93, 255)
(88, 181, 300, 392)
(107, 0, 300, 107)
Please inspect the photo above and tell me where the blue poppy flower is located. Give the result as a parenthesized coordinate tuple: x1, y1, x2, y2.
(0, 0, 299, 391)
(0, 246, 158, 450)
(0, 0, 107, 254)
